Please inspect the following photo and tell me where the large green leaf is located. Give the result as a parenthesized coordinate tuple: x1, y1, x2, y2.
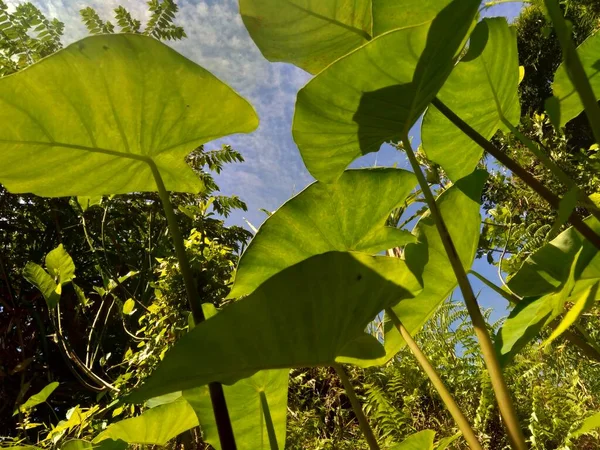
(384, 170, 486, 358)
(391, 430, 436, 450)
(0, 34, 257, 197)
(184, 370, 288, 450)
(507, 218, 600, 298)
(15, 382, 59, 415)
(422, 18, 520, 181)
(239, 0, 372, 74)
(230, 168, 417, 298)
(372, 0, 453, 36)
(292, 0, 480, 182)
(127, 251, 421, 402)
(94, 398, 198, 446)
(496, 249, 583, 364)
(553, 29, 600, 127)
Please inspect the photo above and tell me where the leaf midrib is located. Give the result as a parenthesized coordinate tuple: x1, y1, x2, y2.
(286, 1, 371, 41)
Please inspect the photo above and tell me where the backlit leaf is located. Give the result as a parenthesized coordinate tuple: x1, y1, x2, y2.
(184, 370, 288, 450)
(553, 29, 600, 126)
(240, 0, 372, 74)
(230, 168, 417, 298)
(45, 244, 76, 285)
(23, 262, 60, 309)
(0, 34, 258, 197)
(126, 252, 421, 402)
(391, 430, 436, 450)
(94, 398, 198, 446)
(384, 170, 487, 359)
(292, 0, 480, 182)
(573, 411, 600, 437)
(15, 382, 59, 415)
(422, 18, 520, 181)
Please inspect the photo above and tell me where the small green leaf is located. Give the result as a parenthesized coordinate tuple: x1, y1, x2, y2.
(94, 398, 198, 446)
(45, 244, 76, 285)
(553, 29, 600, 127)
(519, 65, 525, 84)
(122, 299, 135, 315)
(384, 170, 487, 359)
(543, 281, 599, 347)
(292, 0, 480, 182)
(422, 18, 520, 181)
(126, 252, 422, 402)
(77, 196, 102, 212)
(0, 34, 258, 197)
(15, 382, 59, 415)
(545, 95, 562, 130)
(23, 262, 60, 309)
(184, 369, 288, 450)
(549, 187, 580, 237)
(240, 0, 372, 74)
(230, 168, 417, 298)
(391, 430, 436, 450)
(573, 411, 600, 437)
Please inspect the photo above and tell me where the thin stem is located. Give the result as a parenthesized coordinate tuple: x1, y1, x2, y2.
(385, 308, 483, 450)
(432, 96, 600, 251)
(149, 162, 237, 450)
(402, 138, 527, 450)
(332, 364, 380, 450)
(544, 0, 600, 145)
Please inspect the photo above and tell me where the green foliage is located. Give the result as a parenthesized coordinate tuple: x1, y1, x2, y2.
(292, 0, 480, 181)
(15, 382, 59, 416)
(423, 18, 520, 181)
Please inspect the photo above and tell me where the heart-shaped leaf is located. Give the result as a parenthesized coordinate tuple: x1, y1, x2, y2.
(230, 168, 417, 298)
(15, 382, 59, 415)
(383, 170, 486, 358)
(94, 398, 198, 446)
(23, 262, 61, 309)
(184, 370, 288, 450)
(0, 34, 258, 197)
(292, 0, 480, 182)
(126, 251, 421, 402)
(422, 18, 520, 181)
(553, 29, 600, 127)
(45, 244, 76, 285)
(240, 0, 372, 74)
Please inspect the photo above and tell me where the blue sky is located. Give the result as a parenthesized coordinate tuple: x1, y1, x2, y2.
(10, 0, 524, 320)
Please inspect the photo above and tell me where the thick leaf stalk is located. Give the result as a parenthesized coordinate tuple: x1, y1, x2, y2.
(150, 162, 237, 450)
(402, 138, 527, 450)
(385, 308, 483, 450)
(431, 97, 600, 252)
(333, 364, 380, 450)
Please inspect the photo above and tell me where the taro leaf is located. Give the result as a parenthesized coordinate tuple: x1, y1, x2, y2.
(391, 430, 436, 450)
(126, 251, 422, 402)
(23, 262, 60, 309)
(553, 29, 600, 127)
(372, 0, 454, 36)
(507, 218, 600, 298)
(230, 168, 417, 298)
(94, 397, 198, 446)
(573, 411, 600, 437)
(383, 170, 486, 359)
(543, 281, 599, 347)
(422, 18, 520, 181)
(61, 440, 126, 450)
(0, 34, 257, 197)
(292, 0, 480, 182)
(46, 244, 76, 285)
(496, 249, 583, 364)
(15, 382, 59, 415)
(239, 0, 372, 74)
(184, 369, 288, 450)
